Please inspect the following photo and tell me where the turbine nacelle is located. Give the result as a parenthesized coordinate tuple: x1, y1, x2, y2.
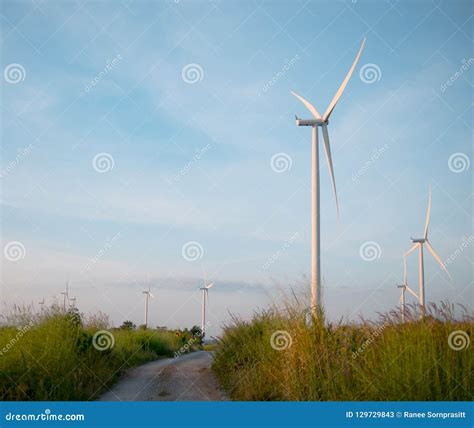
(295, 115, 326, 127)
(410, 238, 426, 244)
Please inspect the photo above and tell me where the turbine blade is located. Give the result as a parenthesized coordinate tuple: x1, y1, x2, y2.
(425, 241, 451, 279)
(206, 282, 214, 289)
(323, 38, 366, 121)
(405, 243, 419, 257)
(290, 91, 322, 120)
(403, 255, 407, 285)
(405, 285, 419, 299)
(321, 124, 339, 218)
(423, 186, 432, 239)
(149, 292, 154, 299)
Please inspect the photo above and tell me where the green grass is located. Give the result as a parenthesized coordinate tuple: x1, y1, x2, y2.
(212, 302, 473, 401)
(0, 306, 197, 400)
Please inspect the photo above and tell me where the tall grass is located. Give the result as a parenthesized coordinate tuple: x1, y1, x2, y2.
(0, 306, 194, 400)
(213, 301, 473, 401)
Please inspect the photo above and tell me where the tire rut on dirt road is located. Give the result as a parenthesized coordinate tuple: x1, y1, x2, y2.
(99, 351, 228, 401)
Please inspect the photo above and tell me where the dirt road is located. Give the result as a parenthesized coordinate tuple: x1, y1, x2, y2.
(99, 351, 228, 401)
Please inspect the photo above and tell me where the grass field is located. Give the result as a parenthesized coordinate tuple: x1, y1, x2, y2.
(212, 302, 473, 401)
(0, 306, 198, 400)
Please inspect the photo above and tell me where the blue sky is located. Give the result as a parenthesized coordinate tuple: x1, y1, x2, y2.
(1, 0, 472, 335)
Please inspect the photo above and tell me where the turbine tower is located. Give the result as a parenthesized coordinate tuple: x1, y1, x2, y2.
(405, 187, 451, 316)
(39, 297, 45, 313)
(142, 274, 154, 329)
(291, 38, 366, 314)
(200, 278, 214, 337)
(60, 280, 69, 311)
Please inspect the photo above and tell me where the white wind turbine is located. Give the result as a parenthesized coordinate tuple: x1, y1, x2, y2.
(291, 38, 366, 314)
(60, 281, 69, 311)
(39, 297, 45, 313)
(405, 187, 451, 316)
(69, 296, 77, 309)
(396, 256, 419, 322)
(142, 273, 154, 329)
(200, 274, 214, 337)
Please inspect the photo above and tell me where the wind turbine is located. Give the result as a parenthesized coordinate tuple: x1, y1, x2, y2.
(291, 38, 366, 314)
(142, 274, 154, 329)
(396, 256, 418, 322)
(39, 297, 45, 313)
(69, 296, 77, 309)
(200, 277, 214, 337)
(405, 187, 451, 316)
(60, 280, 69, 311)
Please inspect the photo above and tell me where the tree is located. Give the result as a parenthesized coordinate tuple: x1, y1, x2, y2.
(120, 320, 136, 330)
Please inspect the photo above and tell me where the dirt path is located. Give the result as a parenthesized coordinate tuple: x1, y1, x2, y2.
(98, 351, 228, 401)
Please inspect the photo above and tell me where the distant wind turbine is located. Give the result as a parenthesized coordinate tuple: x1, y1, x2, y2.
(396, 256, 418, 322)
(405, 187, 451, 316)
(200, 274, 214, 337)
(39, 297, 45, 313)
(60, 281, 69, 311)
(69, 296, 77, 309)
(291, 38, 366, 314)
(142, 274, 154, 329)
